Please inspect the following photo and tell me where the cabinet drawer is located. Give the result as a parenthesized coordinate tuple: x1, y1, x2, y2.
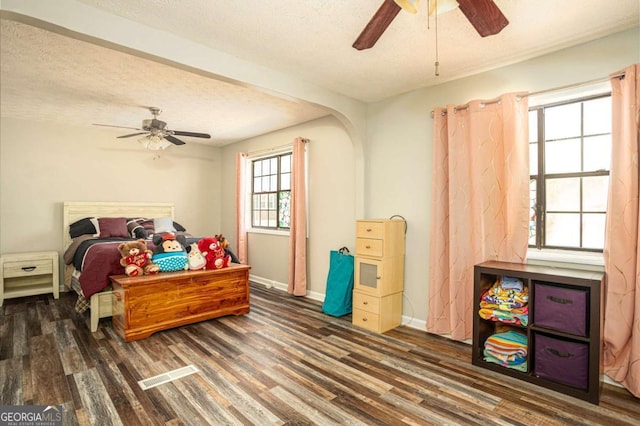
(356, 238, 383, 257)
(534, 334, 589, 390)
(534, 284, 588, 336)
(356, 221, 384, 239)
(3, 259, 52, 278)
(353, 291, 380, 314)
(352, 308, 380, 332)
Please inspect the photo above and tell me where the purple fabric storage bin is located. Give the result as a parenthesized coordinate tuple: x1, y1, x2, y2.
(534, 283, 588, 336)
(534, 334, 589, 389)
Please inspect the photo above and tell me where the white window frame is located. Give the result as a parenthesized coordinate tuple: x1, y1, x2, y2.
(245, 146, 292, 236)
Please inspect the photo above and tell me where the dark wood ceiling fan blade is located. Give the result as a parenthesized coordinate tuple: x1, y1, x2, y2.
(165, 135, 186, 145)
(456, 0, 509, 37)
(116, 132, 147, 138)
(172, 130, 211, 139)
(352, 0, 401, 50)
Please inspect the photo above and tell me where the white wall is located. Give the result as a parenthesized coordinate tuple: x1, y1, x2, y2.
(220, 115, 356, 296)
(366, 28, 640, 325)
(0, 118, 222, 255)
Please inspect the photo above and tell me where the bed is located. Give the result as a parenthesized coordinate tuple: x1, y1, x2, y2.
(62, 201, 244, 333)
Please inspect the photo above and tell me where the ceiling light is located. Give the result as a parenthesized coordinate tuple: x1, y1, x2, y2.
(393, 0, 420, 14)
(138, 134, 172, 151)
(428, 0, 459, 16)
(394, 0, 459, 15)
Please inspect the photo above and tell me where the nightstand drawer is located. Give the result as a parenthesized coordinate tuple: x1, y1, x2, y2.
(1, 251, 60, 306)
(353, 291, 380, 314)
(3, 259, 52, 278)
(356, 238, 383, 257)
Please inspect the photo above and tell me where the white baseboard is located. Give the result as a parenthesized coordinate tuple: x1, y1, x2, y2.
(249, 274, 284, 290)
(249, 274, 326, 302)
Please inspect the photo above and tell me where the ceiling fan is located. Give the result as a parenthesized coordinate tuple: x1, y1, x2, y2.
(94, 107, 211, 149)
(353, 0, 509, 50)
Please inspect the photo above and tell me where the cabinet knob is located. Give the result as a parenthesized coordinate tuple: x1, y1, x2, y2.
(362, 317, 367, 322)
(366, 228, 372, 232)
(376, 276, 381, 280)
(363, 301, 368, 305)
(365, 245, 371, 249)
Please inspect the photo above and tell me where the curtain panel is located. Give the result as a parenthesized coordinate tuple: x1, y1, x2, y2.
(603, 63, 640, 398)
(427, 93, 530, 340)
(288, 137, 308, 296)
(235, 152, 248, 264)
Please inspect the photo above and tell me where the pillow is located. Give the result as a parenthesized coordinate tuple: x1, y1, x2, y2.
(126, 218, 148, 239)
(69, 217, 99, 238)
(98, 217, 129, 238)
(154, 217, 176, 234)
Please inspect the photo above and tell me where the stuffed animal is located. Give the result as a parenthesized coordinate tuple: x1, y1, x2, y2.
(214, 233, 240, 264)
(152, 233, 189, 271)
(197, 236, 231, 270)
(186, 242, 206, 270)
(215, 234, 229, 249)
(118, 239, 160, 276)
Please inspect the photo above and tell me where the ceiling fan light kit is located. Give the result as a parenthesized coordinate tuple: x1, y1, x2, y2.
(93, 107, 211, 151)
(393, 0, 420, 14)
(428, 0, 460, 16)
(138, 134, 172, 151)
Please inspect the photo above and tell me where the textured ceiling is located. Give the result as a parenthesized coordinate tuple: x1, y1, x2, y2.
(0, 20, 329, 146)
(1, 0, 638, 147)
(74, 0, 639, 101)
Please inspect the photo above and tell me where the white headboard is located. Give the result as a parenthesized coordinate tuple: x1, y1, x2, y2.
(62, 201, 175, 251)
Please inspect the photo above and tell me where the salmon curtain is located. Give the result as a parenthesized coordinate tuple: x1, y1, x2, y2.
(603, 63, 640, 398)
(235, 152, 248, 264)
(427, 93, 530, 340)
(288, 137, 308, 296)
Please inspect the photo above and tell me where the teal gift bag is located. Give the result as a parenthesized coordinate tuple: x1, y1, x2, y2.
(322, 247, 354, 317)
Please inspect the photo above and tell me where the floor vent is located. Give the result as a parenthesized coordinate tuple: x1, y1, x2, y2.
(138, 365, 200, 390)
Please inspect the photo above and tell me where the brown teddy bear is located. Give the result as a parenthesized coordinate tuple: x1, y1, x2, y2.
(118, 239, 160, 276)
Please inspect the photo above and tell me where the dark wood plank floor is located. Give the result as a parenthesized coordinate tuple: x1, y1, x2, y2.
(1, 284, 638, 425)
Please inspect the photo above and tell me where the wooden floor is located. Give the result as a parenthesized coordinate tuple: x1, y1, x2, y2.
(1, 284, 638, 426)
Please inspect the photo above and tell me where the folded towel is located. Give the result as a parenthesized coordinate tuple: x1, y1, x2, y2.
(501, 276, 524, 292)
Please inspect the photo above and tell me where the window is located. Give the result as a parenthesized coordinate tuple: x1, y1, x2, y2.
(251, 153, 292, 230)
(529, 94, 611, 252)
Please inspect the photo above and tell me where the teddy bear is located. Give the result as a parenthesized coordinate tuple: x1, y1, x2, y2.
(197, 236, 231, 269)
(186, 242, 206, 270)
(215, 233, 240, 264)
(152, 233, 189, 271)
(118, 239, 160, 276)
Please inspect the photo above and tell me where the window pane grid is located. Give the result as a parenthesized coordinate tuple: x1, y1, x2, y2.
(251, 153, 292, 230)
(529, 94, 610, 252)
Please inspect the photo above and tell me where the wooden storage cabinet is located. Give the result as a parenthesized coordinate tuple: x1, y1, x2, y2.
(112, 264, 251, 342)
(472, 260, 604, 404)
(352, 219, 405, 333)
(1, 251, 59, 306)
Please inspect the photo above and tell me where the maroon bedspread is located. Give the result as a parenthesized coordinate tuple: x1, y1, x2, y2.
(78, 241, 129, 298)
(70, 236, 200, 299)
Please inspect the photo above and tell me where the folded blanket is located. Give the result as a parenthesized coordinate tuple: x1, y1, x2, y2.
(484, 350, 528, 372)
(483, 330, 528, 367)
(479, 308, 528, 326)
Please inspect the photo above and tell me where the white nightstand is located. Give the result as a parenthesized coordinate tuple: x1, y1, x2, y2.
(1, 251, 59, 306)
